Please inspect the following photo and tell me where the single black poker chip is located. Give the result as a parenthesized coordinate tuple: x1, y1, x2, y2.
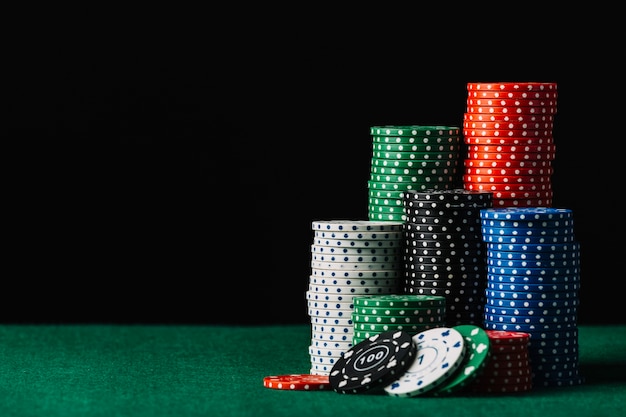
(405, 246, 485, 258)
(404, 189, 493, 204)
(403, 205, 484, 218)
(405, 262, 485, 274)
(403, 213, 482, 225)
(329, 330, 417, 394)
(404, 231, 482, 242)
(403, 222, 481, 234)
(405, 239, 485, 250)
(411, 254, 486, 265)
(406, 270, 484, 281)
(408, 285, 483, 298)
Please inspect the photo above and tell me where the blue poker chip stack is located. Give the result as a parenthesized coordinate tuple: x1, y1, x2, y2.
(479, 207, 584, 388)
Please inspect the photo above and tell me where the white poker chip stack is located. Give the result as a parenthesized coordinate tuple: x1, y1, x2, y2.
(306, 220, 404, 375)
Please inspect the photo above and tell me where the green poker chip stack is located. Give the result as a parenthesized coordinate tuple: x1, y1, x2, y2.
(351, 294, 447, 344)
(368, 125, 463, 222)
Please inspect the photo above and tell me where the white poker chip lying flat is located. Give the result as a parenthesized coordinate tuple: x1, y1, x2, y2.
(307, 300, 355, 310)
(311, 253, 402, 263)
(311, 245, 404, 255)
(312, 220, 404, 232)
(310, 316, 354, 327)
(310, 355, 343, 365)
(307, 284, 398, 296)
(306, 290, 357, 303)
(310, 339, 354, 350)
(308, 308, 353, 318)
(384, 327, 467, 397)
(314, 238, 401, 248)
(312, 261, 401, 270)
(314, 230, 404, 240)
(311, 326, 354, 343)
(309, 276, 400, 287)
(311, 269, 402, 279)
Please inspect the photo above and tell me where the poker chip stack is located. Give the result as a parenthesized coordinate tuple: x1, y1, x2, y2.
(462, 82, 558, 207)
(350, 294, 446, 344)
(479, 207, 584, 388)
(469, 330, 533, 394)
(307, 220, 405, 376)
(368, 125, 462, 221)
(401, 189, 493, 326)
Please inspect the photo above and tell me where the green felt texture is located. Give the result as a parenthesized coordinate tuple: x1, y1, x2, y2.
(0, 324, 624, 417)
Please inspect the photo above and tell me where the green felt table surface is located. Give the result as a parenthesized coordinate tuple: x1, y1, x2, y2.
(0, 324, 624, 417)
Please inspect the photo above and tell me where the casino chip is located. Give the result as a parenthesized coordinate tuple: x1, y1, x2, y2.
(469, 330, 533, 393)
(308, 220, 405, 375)
(329, 330, 417, 394)
(368, 125, 463, 221)
(350, 295, 447, 344)
(463, 82, 558, 208)
(479, 207, 583, 388)
(263, 374, 331, 390)
(431, 325, 491, 396)
(402, 189, 492, 326)
(312, 220, 405, 232)
(384, 327, 467, 397)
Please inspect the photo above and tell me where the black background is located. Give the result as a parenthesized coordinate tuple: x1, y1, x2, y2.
(7, 10, 625, 325)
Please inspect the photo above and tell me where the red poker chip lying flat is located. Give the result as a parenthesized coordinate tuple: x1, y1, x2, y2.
(465, 166, 553, 176)
(473, 374, 532, 386)
(467, 98, 557, 108)
(490, 344, 533, 353)
(464, 181, 552, 193)
(464, 136, 554, 146)
(491, 190, 554, 199)
(463, 120, 554, 130)
(463, 174, 552, 184)
(263, 374, 331, 390)
(469, 382, 533, 393)
(464, 129, 553, 138)
(466, 151, 556, 161)
(464, 159, 552, 168)
(466, 106, 557, 115)
(464, 112, 555, 122)
(467, 82, 558, 92)
(467, 90, 558, 99)
(486, 330, 531, 345)
(490, 198, 553, 207)
(467, 144, 556, 154)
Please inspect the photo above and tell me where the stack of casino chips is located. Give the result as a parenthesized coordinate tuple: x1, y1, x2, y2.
(479, 207, 584, 388)
(462, 82, 558, 207)
(307, 220, 405, 376)
(401, 189, 492, 326)
(350, 294, 446, 344)
(469, 330, 533, 394)
(368, 125, 462, 222)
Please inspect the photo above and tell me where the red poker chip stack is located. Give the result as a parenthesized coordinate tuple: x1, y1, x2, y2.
(469, 330, 533, 394)
(462, 82, 558, 207)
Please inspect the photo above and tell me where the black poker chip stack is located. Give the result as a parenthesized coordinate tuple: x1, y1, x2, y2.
(401, 189, 493, 326)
